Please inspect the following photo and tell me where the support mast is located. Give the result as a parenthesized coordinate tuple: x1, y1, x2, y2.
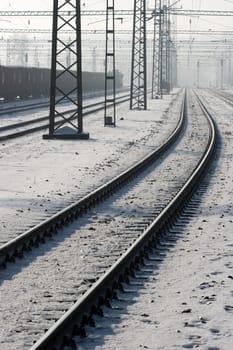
(104, 0, 116, 126)
(43, 0, 89, 140)
(130, 0, 147, 110)
(152, 0, 162, 99)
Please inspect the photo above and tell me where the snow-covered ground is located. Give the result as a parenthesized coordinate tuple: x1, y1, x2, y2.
(76, 89, 233, 350)
(1, 88, 232, 350)
(0, 90, 185, 350)
(0, 91, 182, 244)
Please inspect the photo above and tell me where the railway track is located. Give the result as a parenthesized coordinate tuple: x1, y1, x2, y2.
(0, 99, 50, 116)
(208, 88, 233, 106)
(0, 89, 183, 248)
(0, 89, 127, 117)
(0, 89, 216, 350)
(0, 90, 184, 266)
(0, 92, 129, 141)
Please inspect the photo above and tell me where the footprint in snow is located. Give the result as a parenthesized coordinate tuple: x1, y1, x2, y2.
(209, 328, 220, 335)
(224, 305, 233, 312)
(182, 342, 202, 349)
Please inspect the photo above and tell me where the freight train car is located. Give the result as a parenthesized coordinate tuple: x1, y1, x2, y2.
(0, 65, 123, 101)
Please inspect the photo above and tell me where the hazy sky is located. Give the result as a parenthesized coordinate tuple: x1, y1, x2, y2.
(1, 0, 233, 11)
(1, 0, 233, 10)
(1, 0, 233, 32)
(1, 0, 233, 79)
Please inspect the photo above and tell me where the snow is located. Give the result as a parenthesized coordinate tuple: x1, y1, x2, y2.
(77, 89, 233, 350)
(0, 91, 184, 349)
(0, 92, 181, 244)
(0, 89, 233, 349)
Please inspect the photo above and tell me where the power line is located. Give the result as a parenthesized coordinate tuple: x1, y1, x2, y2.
(0, 9, 233, 16)
(1, 28, 233, 35)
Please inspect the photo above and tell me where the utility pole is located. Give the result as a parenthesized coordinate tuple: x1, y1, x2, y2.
(167, 0, 171, 93)
(104, 0, 116, 126)
(161, 1, 167, 94)
(92, 46, 97, 72)
(197, 60, 200, 88)
(161, 0, 172, 94)
(34, 45, 39, 67)
(152, 0, 163, 99)
(43, 0, 89, 140)
(170, 42, 177, 89)
(228, 48, 231, 86)
(130, 0, 147, 110)
(6, 39, 11, 65)
(66, 36, 71, 67)
(220, 58, 224, 89)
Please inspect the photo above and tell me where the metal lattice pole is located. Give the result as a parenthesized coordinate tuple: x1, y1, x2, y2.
(43, 0, 89, 140)
(170, 42, 177, 89)
(164, 0, 170, 93)
(130, 0, 147, 110)
(161, 0, 171, 94)
(167, 0, 171, 93)
(104, 0, 116, 126)
(197, 60, 200, 88)
(221, 58, 224, 89)
(152, 0, 162, 99)
(161, 2, 167, 94)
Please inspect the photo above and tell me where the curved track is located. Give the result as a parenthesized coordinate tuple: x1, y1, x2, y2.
(0, 92, 184, 267)
(29, 89, 216, 350)
(0, 89, 217, 350)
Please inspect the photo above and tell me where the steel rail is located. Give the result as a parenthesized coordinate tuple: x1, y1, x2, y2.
(0, 90, 185, 267)
(0, 89, 128, 117)
(208, 89, 233, 107)
(29, 90, 216, 350)
(0, 92, 129, 132)
(0, 101, 49, 116)
(0, 93, 129, 141)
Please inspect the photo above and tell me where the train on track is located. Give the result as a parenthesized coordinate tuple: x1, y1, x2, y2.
(0, 65, 123, 101)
